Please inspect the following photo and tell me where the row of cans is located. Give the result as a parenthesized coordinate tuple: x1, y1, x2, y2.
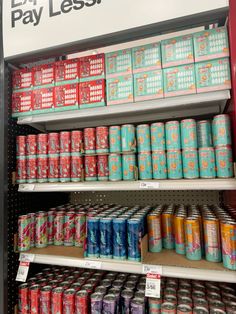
(147, 204, 236, 270)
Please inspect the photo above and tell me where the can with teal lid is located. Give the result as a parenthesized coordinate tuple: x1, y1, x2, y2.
(181, 119, 197, 149)
(109, 126, 121, 153)
(182, 149, 199, 179)
(165, 121, 181, 150)
(152, 151, 167, 179)
(138, 152, 152, 180)
(199, 147, 216, 178)
(151, 122, 165, 151)
(136, 124, 151, 152)
(109, 153, 122, 181)
(197, 120, 213, 148)
(121, 124, 136, 152)
(212, 114, 232, 147)
(122, 154, 136, 181)
(167, 150, 183, 179)
(215, 145, 233, 178)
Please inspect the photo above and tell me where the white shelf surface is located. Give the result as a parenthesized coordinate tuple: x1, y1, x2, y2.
(17, 91, 230, 131)
(18, 178, 236, 192)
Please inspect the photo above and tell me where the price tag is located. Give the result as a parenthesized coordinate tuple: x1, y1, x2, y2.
(19, 253, 35, 262)
(19, 184, 35, 192)
(84, 260, 102, 270)
(142, 264, 163, 275)
(139, 182, 160, 189)
(145, 273, 161, 298)
(22, 116, 33, 123)
(16, 262, 30, 282)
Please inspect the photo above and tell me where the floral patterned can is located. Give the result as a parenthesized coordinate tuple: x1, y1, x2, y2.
(59, 154, 71, 182)
(97, 155, 109, 181)
(54, 211, 65, 246)
(85, 156, 97, 181)
(84, 128, 96, 154)
(71, 154, 83, 182)
(215, 145, 233, 178)
(109, 154, 122, 181)
(167, 150, 183, 179)
(152, 151, 167, 179)
(212, 114, 232, 147)
(181, 119, 198, 149)
(138, 152, 152, 180)
(165, 121, 181, 150)
(122, 154, 136, 180)
(96, 126, 109, 153)
(182, 149, 199, 179)
(136, 124, 151, 152)
(18, 214, 31, 252)
(71, 130, 83, 154)
(121, 124, 136, 152)
(35, 211, 48, 248)
(185, 217, 202, 261)
(199, 147, 216, 178)
(151, 122, 165, 151)
(109, 126, 121, 153)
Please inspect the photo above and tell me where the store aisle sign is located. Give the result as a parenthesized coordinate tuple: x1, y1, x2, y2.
(3, 0, 228, 59)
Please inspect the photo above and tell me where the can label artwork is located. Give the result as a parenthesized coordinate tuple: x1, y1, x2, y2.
(185, 218, 202, 261)
(26, 155, 37, 183)
(113, 218, 127, 260)
(18, 215, 31, 251)
(17, 156, 27, 183)
(59, 154, 71, 182)
(182, 149, 199, 179)
(165, 121, 181, 150)
(100, 218, 113, 258)
(84, 128, 96, 154)
(54, 212, 64, 245)
(48, 211, 56, 245)
(151, 122, 165, 151)
(174, 215, 185, 255)
(75, 212, 86, 247)
(127, 219, 142, 261)
(71, 130, 83, 154)
(167, 150, 183, 179)
(37, 134, 48, 155)
(197, 120, 213, 148)
(162, 212, 175, 250)
(109, 126, 121, 153)
(109, 154, 122, 181)
(97, 155, 109, 181)
(16, 136, 26, 156)
(64, 212, 75, 246)
(152, 151, 167, 179)
(85, 156, 97, 181)
(220, 221, 236, 270)
(18, 283, 29, 313)
(48, 154, 59, 182)
(29, 284, 40, 314)
(121, 124, 136, 152)
(35, 212, 48, 248)
(26, 134, 37, 156)
(71, 155, 83, 182)
(199, 147, 216, 178)
(215, 146, 233, 178)
(136, 124, 151, 152)
(122, 154, 136, 181)
(28, 213, 36, 248)
(52, 287, 63, 314)
(96, 126, 109, 153)
(37, 155, 48, 183)
(181, 119, 198, 149)
(48, 133, 60, 155)
(212, 114, 231, 147)
(203, 218, 221, 262)
(60, 131, 71, 154)
(87, 217, 100, 258)
(147, 213, 162, 252)
(138, 152, 152, 180)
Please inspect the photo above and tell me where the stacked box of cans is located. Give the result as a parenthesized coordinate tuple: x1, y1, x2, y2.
(18, 265, 236, 314)
(147, 204, 236, 270)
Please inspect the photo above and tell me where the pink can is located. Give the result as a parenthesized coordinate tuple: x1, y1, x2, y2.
(71, 130, 83, 153)
(26, 155, 37, 183)
(37, 155, 48, 183)
(96, 126, 109, 153)
(48, 155, 59, 182)
(97, 155, 109, 181)
(64, 211, 75, 246)
(85, 156, 97, 181)
(59, 155, 71, 182)
(54, 211, 64, 246)
(75, 212, 86, 248)
(26, 134, 37, 155)
(16, 135, 26, 156)
(60, 131, 71, 154)
(17, 156, 27, 183)
(71, 155, 83, 182)
(84, 128, 96, 154)
(48, 133, 60, 155)
(37, 133, 48, 155)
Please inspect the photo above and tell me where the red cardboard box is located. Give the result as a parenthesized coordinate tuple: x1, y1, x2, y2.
(55, 83, 79, 111)
(55, 59, 80, 85)
(12, 68, 33, 91)
(33, 63, 55, 88)
(12, 91, 32, 117)
(79, 53, 105, 82)
(32, 88, 54, 113)
(79, 79, 106, 109)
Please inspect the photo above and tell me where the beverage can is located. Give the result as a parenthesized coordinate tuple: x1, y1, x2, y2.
(185, 217, 202, 261)
(60, 131, 71, 154)
(37, 133, 48, 155)
(136, 124, 151, 152)
(85, 156, 97, 181)
(75, 290, 89, 314)
(75, 212, 86, 248)
(152, 150, 167, 179)
(64, 211, 75, 246)
(109, 126, 121, 153)
(59, 154, 71, 182)
(220, 220, 236, 270)
(113, 217, 127, 260)
(54, 211, 64, 246)
(18, 215, 31, 252)
(40, 286, 52, 314)
(182, 149, 199, 179)
(166, 121, 181, 150)
(63, 288, 75, 314)
(203, 217, 221, 262)
(174, 214, 186, 255)
(151, 122, 165, 151)
(48, 154, 59, 182)
(199, 147, 216, 178)
(28, 213, 36, 248)
(71, 154, 83, 182)
(147, 212, 162, 252)
(100, 218, 113, 259)
(26, 155, 37, 183)
(35, 211, 48, 248)
(97, 155, 109, 181)
(26, 135, 37, 156)
(181, 119, 198, 149)
(96, 126, 109, 153)
(103, 294, 117, 314)
(121, 124, 136, 152)
(71, 130, 83, 154)
(138, 152, 152, 180)
(51, 287, 63, 314)
(17, 156, 27, 183)
(18, 283, 29, 314)
(48, 133, 60, 155)
(131, 297, 146, 314)
(162, 211, 175, 249)
(167, 150, 183, 179)
(109, 154, 122, 181)
(29, 284, 40, 314)
(37, 155, 48, 183)
(87, 217, 100, 258)
(197, 120, 213, 148)
(127, 218, 142, 261)
(122, 154, 136, 181)
(215, 146, 233, 178)
(212, 114, 231, 147)
(91, 292, 104, 313)
(17, 135, 26, 156)
(84, 128, 96, 154)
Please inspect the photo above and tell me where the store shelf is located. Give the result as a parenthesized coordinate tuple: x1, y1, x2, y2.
(17, 91, 230, 131)
(19, 247, 236, 283)
(18, 178, 236, 192)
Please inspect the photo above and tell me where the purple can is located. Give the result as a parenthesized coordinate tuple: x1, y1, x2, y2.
(103, 294, 117, 314)
(91, 292, 104, 313)
(121, 289, 134, 313)
(130, 297, 145, 314)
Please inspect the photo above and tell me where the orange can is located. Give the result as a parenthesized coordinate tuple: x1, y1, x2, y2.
(162, 211, 175, 249)
(174, 214, 185, 255)
(185, 217, 202, 261)
(203, 217, 221, 262)
(220, 220, 236, 270)
(147, 213, 162, 253)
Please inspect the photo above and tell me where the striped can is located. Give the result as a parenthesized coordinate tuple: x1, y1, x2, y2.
(212, 114, 232, 147)
(182, 149, 199, 179)
(167, 150, 183, 179)
(185, 217, 202, 261)
(197, 120, 213, 148)
(109, 126, 121, 153)
(138, 152, 152, 180)
(122, 154, 136, 181)
(136, 124, 151, 152)
(203, 217, 221, 262)
(151, 122, 165, 151)
(109, 154, 122, 181)
(147, 213, 162, 252)
(220, 220, 236, 270)
(121, 124, 136, 152)
(165, 121, 181, 150)
(199, 147, 216, 178)
(152, 151, 167, 179)
(181, 119, 197, 149)
(215, 146, 233, 178)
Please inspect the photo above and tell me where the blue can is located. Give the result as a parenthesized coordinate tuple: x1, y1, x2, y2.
(167, 150, 183, 179)
(152, 151, 167, 179)
(151, 122, 165, 151)
(215, 145, 233, 178)
(182, 149, 199, 179)
(181, 119, 198, 149)
(113, 218, 127, 260)
(109, 126, 121, 153)
(197, 120, 213, 148)
(121, 124, 136, 152)
(136, 124, 151, 152)
(109, 154, 122, 181)
(132, 214, 145, 237)
(212, 114, 232, 147)
(87, 217, 100, 258)
(165, 121, 181, 150)
(138, 152, 152, 180)
(127, 218, 142, 262)
(199, 147, 216, 178)
(122, 154, 136, 181)
(100, 218, 113, 259)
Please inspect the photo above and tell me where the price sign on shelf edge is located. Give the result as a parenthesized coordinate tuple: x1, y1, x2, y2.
(139, 182, 160, 189)
(143, 264, 163, 275)
(16, 262, 30, 282)
(145, 273, 161, 298)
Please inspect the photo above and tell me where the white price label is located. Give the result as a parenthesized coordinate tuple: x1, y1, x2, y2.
(19, 184, 35, 191)
(22, 116, 33, 123)
(142, 264, 163, 275)
(19, 253, 35, 263)
(139, 182, 160, 189)
(16, 262, 30, 282)
(84, 260, 102, 270)
(145, 273, 161, 298)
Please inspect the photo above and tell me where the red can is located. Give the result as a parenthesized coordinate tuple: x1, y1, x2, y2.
(37, 156, 48, 182)
(71, 282, 82, 292)
(75, 290, 89, 314)
(63, 289, 76, 313)
(17, 156, 27, 183)
(59, 281, 70, 290)
(40, 285, 52, 314)
(19, 283, 29, 314)
(26, 135, 37, 156)
(17, 135, 26, 156)
(82, 283, 94, 294)
(54, 211, 64, 245)
(38, 279, 48, 287)
(60, 132, 71, 154)
(85, 156, 97, 181)
(50, 280, 59, 289)
(51, 287, 63, 314)
(29, 284, 40, 314)
(37, 134, 48, 155)
(48, 155, 59, 182)
(27, 156, 37, 183)
(48, 133, 60, 155)
(71, 130, 83, 153)
(71, 155, 83, 182)
(64, 211, 75, 246)
(84, 128, 96, 153)
(59, 155, 71, 182)
(96, 126, 109, 153)
(48, 210, 56, 245)
(97, 155, 109, 181)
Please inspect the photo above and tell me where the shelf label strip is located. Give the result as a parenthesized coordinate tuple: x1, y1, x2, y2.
(143, 264, 163, 275)
(140, 182, 160, 189)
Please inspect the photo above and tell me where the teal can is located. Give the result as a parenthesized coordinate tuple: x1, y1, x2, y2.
(182, 149, 199, 179)
(212, 114, 232, 147)
(165, 121, 181, 150)
(121, 124, 136, 152)
(109, 153, 122, 181)
(138, 152, 152, 180)
(109, 126, 121, 153)
(181, 119, 197, 149)
(151, 122, 165, 151)
(197, 120, 213, 148)
(152, 151, 167, 179)
(122, 154, 136, 181)
(136, 124, 151, 152)
(199, 147, 216, 178)
(215, 145, 233, 178)
(167, 150, 183, 179)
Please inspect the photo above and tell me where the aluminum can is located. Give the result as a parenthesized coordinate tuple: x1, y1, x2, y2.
(75, 290, 89, 314)
(54, 211, 64, 246)
(203, 217, 221, 262)
(109, 154, 122, 181)
(162, 212, 175, 249)
(181, 119, 198, 149)
(71, 130, 83, 154)
(103, 294, 117, 314)
(177, 304, 192, 314)
(113, 217, 127, 260)
(87, 217, 100, 258)
(48, 133, 59, 155)
(95, 285, 107, 294)
(17, 156, 27, 183)
(147, 212, 162, 252)
(121, 289, 134, 313)
(199, 147, 216, 178)
(82, 283, 94, 294)
(35, 211, 48, 248)
(37, 155, 48, 183)
(96, 126, 109, 153)
(109, 126, 121, 153)
(17, 135, 26, 156)
(174, 214, 185, 255)
(48, 154, 59, 183)
(75, 212, 86, 247)
(121, 124, 136, 152)
(149, 297, 162, 314)
(131, 297, 145, 313)
(226, 301, 236, 314)
(220, 220, 236, 270)
(185, 217, 202, 261)
(60, 131, 71, 154)
(152, 151, 167, 179)
(28, 212, 36, 248)
(193, 306, 209, 314)
(215, 146, 233, 178)
(85, 155, 97, 181)
(91, 292, 104, 313)
(40, 285, 52, 314)
(122, 154, 136, 181)
(212, 114, 231, 147)
(127, 218, 141, 261)
(26, 135, 37, 156)
(29, 284, 40, 314)
(19, 283, 29, 314)
(182, 149, 199, 179)
(197, 120, 213, 148)
(37, 134, 48, 155)
(51, 287, 63, 314)
(167, 150, 183, 179)
(59, 154, 71, 182)
(71, 154, 83, 182)
(166, 120, 181, 150)
(136, 124, 151, 152)
(97, 155, 109, 181)
(71, 283, 82, 292)
(138, 152, 152, 180)
(63, 289, 75, 314)
(84, 127, 96, 154)
(151, 122, 165, 151)
(100, 217, 113, 258)
(161, 302, 176, 314)
(178, 296, 192, 307)
(64, 211, 75, 246)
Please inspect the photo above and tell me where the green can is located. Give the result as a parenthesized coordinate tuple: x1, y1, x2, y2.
(215, 145, 233, 178)
(152, 151, 167, 179)
(181, 119, 197, 149)
(35, 211, 48, 248)
(151, 122, 165, 151)
(138, 152, 152, 180)
(167, 150, 183, 179)
(109, 126, 121, 153)
(109, 154, 122, 181)
(197, 120, 213, 148)
(122, 154, 136, 181)
(212, 114, 232, 147)
(199, 147, 216, 178)
(182, 149, 199, 179)
(136, 124, 151, 152)
(121, 124, 136, 152)
(165, 121, 181, 150)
